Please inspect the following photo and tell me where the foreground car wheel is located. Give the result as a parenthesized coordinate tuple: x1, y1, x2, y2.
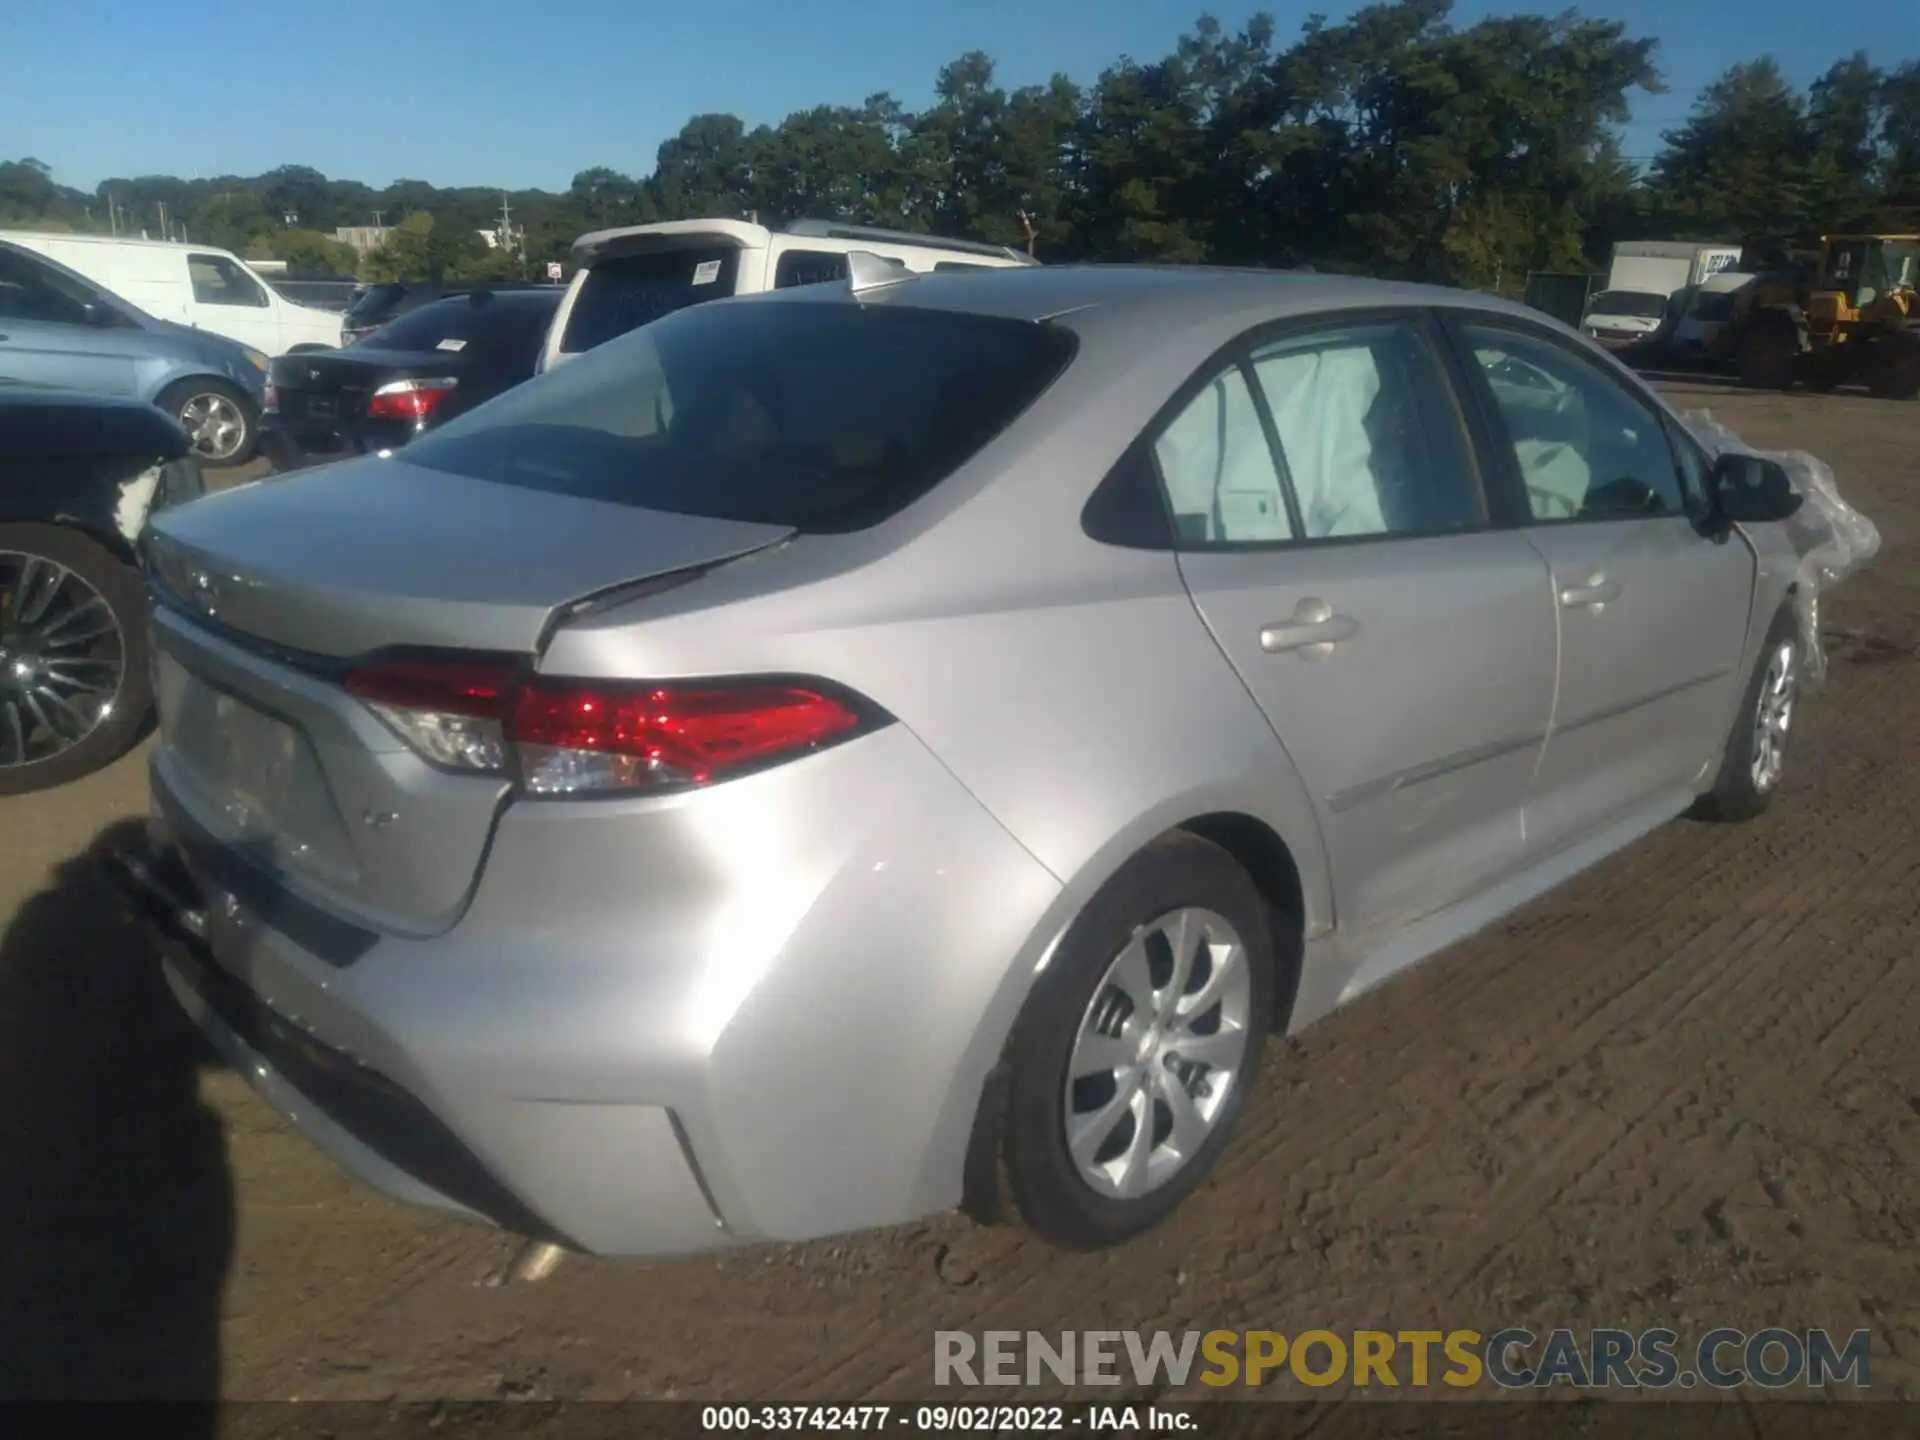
(159, 378, 257, 466)
(0, 524, 152, 795)
(1002, 834, 1276, 1249)
(1692, 606, 1800, 823)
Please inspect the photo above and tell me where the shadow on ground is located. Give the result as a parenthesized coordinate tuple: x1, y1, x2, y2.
(0, 818, 233, 1411)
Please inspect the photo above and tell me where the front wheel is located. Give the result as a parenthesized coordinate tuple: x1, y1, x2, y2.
(1691, 606, 1800, 824)
(1000, 833, 1280, 1249)
(157, 377, 257, 466)
(0, 524, 152, 795)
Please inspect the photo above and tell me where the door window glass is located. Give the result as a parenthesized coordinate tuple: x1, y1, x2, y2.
(189, 253, 270, 308)
(773, 249, 850, 289)
(1151, 365, 1295, 543)
(1463, 324, 1687, 523)
(1249, 322, 1484, 539)
(0, 251, 90, 325)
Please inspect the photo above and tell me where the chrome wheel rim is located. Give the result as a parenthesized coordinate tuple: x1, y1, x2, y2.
(1064, 906, 1252, 1200)
(0, 550, 125, 769)
(1750, 640, 1797, 793)
(178, 392, 247, 461)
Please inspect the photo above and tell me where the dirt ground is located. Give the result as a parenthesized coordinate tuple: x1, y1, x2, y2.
(1, 384, 1915, 1410)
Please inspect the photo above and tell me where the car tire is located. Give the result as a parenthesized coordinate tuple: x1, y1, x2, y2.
(0, 523, 153, 796)
(1000, 832, 1278, 1250)
(1691, 605, 1801, 824)
(158, 377, 258, 467)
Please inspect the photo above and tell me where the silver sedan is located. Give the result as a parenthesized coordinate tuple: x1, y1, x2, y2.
(136, 261, 1811, 1255)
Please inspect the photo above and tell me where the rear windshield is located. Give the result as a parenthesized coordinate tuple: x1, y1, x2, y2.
(403, 297, 1078, 532)
(1584, 290, 1668, 319)
(364, 294, 560, 355)
(345, 282, 407, 323)
(560, 245, 740, 353)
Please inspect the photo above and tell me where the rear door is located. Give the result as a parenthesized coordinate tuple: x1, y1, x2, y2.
(0, 247, 139, 395)
(1166, 313, 1558, 948)
(1443, 314, 1755, 853)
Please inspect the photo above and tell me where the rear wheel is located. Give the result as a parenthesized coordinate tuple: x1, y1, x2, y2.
(1000, 833, 1278, 1249)
(158, 377, 257, 466)
(1691, 606, 1800, 824)
(1864, 335, 1920, 400)
(1736, 317, 1801, 392)
(0, 524, 152, 795)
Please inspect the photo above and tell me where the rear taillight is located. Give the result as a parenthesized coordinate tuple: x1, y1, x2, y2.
(262, 383, 280, 413)
(341, 658, 880, 796)
(367, 377, 457, 421)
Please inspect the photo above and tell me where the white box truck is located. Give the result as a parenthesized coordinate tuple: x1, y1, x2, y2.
(1581, 240, 1743, 349)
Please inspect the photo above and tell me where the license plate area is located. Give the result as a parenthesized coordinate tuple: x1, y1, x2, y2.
(154, 651, 354, 878)
(305, 396, 338, 419)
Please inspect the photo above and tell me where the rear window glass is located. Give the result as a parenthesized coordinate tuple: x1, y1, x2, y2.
(403, 298, 1078, 532)
(345, 282, 406, 322)
(364, 294, 559, 355)
(561, 246, 739, 353)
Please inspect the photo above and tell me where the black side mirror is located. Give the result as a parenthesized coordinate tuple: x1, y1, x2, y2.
(81, 300, 114, 328)
(1711, 452, 1805, 526)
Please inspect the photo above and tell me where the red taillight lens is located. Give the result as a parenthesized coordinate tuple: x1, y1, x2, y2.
(510, 682, 866, 794)
(341, 659, 876, 795)
(367, 377, 457, 421)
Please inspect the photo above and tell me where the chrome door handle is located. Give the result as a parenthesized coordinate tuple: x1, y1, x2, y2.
(1260, 597, 1360, 658)
(1558, 576, 1621, 611)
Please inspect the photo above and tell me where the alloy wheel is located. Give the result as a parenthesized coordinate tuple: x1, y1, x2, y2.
(1749, 640, 1797, 793)
(178, 391, 248, 462)
(0, 550, 126, 769)
(1064, 906, 1253, 1200)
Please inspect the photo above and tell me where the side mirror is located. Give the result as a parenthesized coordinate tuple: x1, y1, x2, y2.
(1711, 452, 1805, 526)
(81, 300, 114, 328)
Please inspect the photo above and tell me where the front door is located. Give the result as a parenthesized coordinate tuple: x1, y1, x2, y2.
(1164, 314, 1559, 947)
(184, 252, 279, 352)
(0, 249, 139, 395)
(1448, 317, 1756, 853)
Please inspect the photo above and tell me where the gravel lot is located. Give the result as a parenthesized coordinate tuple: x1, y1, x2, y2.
(2, 385, 1915, 1409)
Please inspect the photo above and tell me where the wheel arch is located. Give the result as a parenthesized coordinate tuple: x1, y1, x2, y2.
(954, 802, 1320, 1225)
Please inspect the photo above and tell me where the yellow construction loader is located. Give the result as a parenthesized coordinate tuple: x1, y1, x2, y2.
(1731, 234, 1920, 399)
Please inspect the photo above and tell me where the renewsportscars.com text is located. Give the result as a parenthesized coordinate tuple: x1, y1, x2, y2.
(934, 1327, 1871, 1390)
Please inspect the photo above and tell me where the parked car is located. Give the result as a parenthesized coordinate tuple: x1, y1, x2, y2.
(0, 239, 269, 464)
(538, 217, 1037, 371)
(341, 280, 561, 346)
(261, 289, 564, 471)
(130, 262, 1813, 1258)
(0, 231, 343, 354)
(0, 388, 205, 793)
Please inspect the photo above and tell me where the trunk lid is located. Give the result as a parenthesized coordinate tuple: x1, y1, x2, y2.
(268, 349, 465, 427)
(146, 457, 792, 936)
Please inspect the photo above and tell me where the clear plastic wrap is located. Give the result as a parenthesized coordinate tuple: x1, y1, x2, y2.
(1680, 409, 1882, 689)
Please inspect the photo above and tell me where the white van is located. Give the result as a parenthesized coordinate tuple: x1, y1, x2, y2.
(0, 231, 343, 355)
(539, 217, 1037, 371)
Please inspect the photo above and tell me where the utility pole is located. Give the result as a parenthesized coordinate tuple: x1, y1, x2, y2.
(372, 209, 385, 228)
(158, 199, 169, 239)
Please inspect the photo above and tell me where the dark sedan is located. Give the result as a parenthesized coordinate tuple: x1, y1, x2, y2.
(260, 288, 562, 471)
(1, 388, 205, 792)
(341, 279, 561, 345)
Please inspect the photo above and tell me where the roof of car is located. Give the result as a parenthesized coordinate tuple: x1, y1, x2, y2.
(766, 261, 1541, 332)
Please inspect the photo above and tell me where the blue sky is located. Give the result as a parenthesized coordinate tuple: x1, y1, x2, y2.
(4, 0, 1914, 195)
